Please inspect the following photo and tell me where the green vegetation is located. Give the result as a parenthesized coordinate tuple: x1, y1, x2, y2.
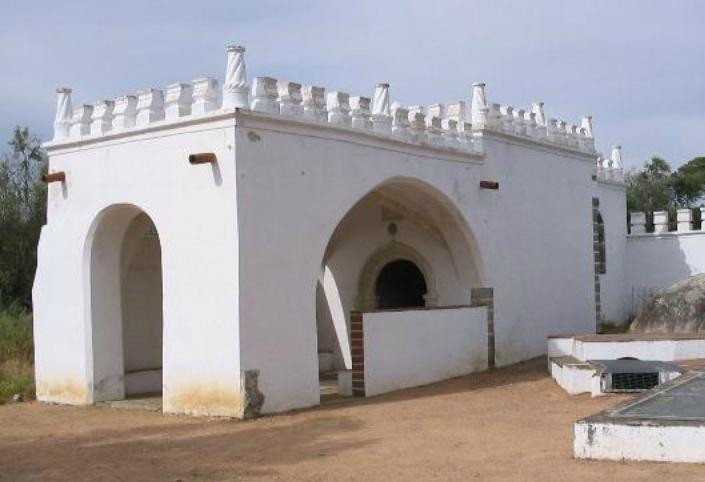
(0, 127, 45, 403)
(627, 156, 705, 212)
(0, 304, 34, 403)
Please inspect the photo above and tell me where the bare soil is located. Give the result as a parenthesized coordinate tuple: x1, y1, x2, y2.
(1, 358, 703, 481)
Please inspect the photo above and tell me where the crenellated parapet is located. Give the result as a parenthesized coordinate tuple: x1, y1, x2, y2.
(47, 44, 619, 161)
(594, 145, 625, 184)
(629, 208, 705, 236)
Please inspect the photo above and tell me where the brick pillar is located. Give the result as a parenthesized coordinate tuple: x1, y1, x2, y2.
(350, 312, 366, 397)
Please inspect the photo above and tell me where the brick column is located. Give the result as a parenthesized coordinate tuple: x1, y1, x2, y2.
(350, 312, 366, 397)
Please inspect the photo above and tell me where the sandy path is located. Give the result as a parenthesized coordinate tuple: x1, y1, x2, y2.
(1, 358, 703, 481)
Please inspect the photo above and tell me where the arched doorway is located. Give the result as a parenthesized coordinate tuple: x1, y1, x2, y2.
(86, 204, 163, 403)
(375, 259, 427, 309)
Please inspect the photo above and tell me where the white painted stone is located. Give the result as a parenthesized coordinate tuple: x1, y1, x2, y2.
(53, 88, 72, 141)
(277, 81, 303, 117)
(350, 96, 371, 130)
(69, 104, 93, 137)
(90, 100, 114, 136)
(371, 83, 391, 133)
(164, 83, 193, 120)
(192, 77, 219, 115)
(327, 91, 351, 126)
(222, 45, 249, 109)
(135, 89, 164, 126)
(362, 307, 488, 397)
(112, 95, 137, 130)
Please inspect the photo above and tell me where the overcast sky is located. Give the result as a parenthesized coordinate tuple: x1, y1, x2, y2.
(1, 0, 703, 169)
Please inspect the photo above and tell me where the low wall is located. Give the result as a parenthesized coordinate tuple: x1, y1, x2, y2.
(626, 231, 705, 315)
(351, 306, 488, 397)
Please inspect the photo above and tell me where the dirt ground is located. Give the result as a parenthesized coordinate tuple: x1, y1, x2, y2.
(1, 358, 704, 481)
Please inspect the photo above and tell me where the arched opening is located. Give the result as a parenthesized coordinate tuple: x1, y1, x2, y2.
(315, 176, 486, 402)
(86, 204, 163, 404)
(375, 259, 427, 309)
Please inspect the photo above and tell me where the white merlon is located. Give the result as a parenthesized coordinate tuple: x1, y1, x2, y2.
(514, 109, 526, 135)
(192, 77, 219, 115)
(112, 95, 137, 130)
(446, 101, 465, 124)
(426, 116, 443, 146)
(302, 85, 326, 122)
(488, 103, 502, 128)
(222, 45, 249, 110)
(278, 81, 303, 117)
(135, 89, 165, 126)
(327, 91, 351, 126)
(500, 105, 514, 131)
(164, 83, 193, 120)
(90, 100, 114, 136)
(350, 96, 372, 130)
(371, 83, 391, 133)
(442, 119, 460, 148)
(631, 212, 646, 234)
(53, 88, 72, 141)
(653, 211, 669, 234)
(391, 103, 411, 140)
(677, 209, 692, 232)
(251, 76, 279, 114)
(409, 111, 426, 139)
(70, 104, 93, 137)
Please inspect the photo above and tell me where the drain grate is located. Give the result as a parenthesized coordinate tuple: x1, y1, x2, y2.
(610, 372, 659, 391)
(592, 359, 685, 394)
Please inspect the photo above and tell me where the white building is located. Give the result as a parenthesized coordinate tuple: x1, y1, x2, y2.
(32, 45, 629, 418)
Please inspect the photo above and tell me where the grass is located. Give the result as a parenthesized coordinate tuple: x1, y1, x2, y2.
(0, 305, 34, 404)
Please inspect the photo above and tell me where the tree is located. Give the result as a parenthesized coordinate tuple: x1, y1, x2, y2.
(0, 127, 46, 308)
(671, 157, 705, 207)
(626, 157, 674, 213)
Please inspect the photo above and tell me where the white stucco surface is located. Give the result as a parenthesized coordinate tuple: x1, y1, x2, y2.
(625, 232, 705, 315)
(575, 420, 705, 463)
(361, 306, 488, 397)
(35, 45, 622, 417)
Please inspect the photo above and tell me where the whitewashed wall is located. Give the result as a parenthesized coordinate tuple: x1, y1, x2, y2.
(33, 117, 243, 416)
(236, 112, 597, 414)
(361, 306, 488, 396)
(625, 232, 705, 316)
(592, 181, 628, 322)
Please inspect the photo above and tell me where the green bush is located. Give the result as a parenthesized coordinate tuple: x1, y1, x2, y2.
(0, 305, 34, 403)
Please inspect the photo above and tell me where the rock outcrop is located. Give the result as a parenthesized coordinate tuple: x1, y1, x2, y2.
(630, 274, 705, 332)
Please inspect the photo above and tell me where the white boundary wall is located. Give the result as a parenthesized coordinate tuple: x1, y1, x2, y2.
(362, 306, 488, 397)
(626, 232, 705, 315)
(575, 419, 705, 463)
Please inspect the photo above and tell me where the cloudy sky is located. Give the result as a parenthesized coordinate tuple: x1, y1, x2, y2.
(1, 0, 703, 169)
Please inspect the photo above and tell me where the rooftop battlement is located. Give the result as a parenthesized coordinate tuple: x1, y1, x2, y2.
(48, 44, 619, 163)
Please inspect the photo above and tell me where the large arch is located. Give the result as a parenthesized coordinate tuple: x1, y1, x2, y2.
(315, 176, 487, 390)
(83, 204, 164, 403)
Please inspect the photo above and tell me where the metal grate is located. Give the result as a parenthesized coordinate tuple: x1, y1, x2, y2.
(610, 372, 659, 392)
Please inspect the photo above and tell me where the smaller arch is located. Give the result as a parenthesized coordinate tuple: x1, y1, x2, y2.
(356, 242, 437, 311)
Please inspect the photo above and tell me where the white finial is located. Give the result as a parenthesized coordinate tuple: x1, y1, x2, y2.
(581, 115, 593, 138)
(53, 87, 72, 140)
(223, 45, 249, 109)
(531, 101, 546, 126)
(471, 82, 488, 127)
(371, 83, 391, 133)
(611, 145, 622, 169)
